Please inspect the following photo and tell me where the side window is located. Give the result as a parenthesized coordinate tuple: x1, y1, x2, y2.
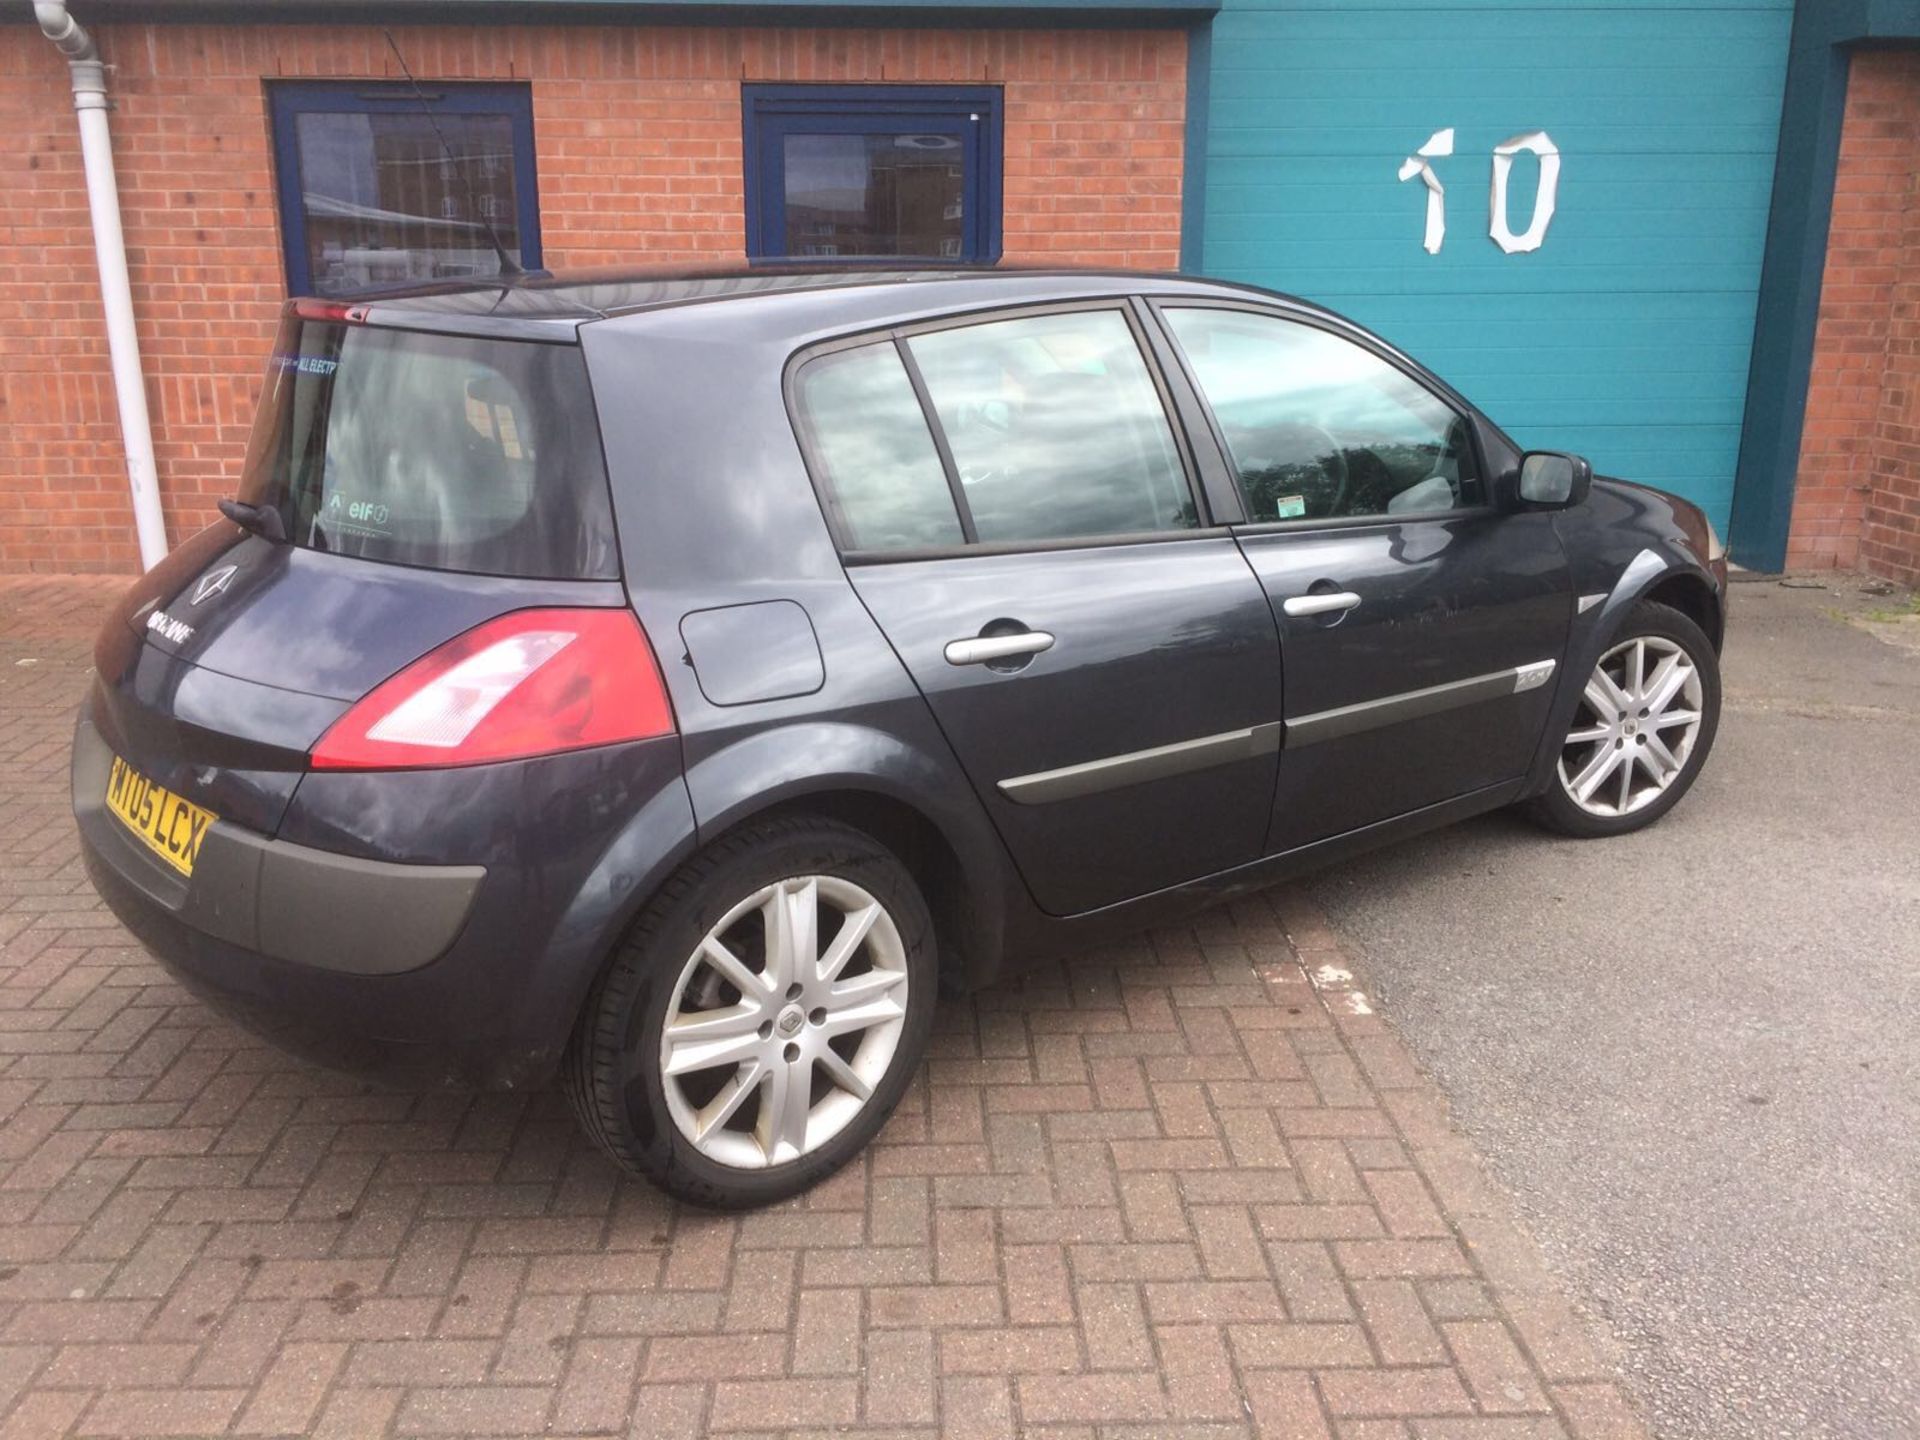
(793, 344, 963, 551)
(743, 85, 1003, 263)
(268, 82, 541, 298)
(1162, 308, 1482, 523)
(905, 310, 1197, 543)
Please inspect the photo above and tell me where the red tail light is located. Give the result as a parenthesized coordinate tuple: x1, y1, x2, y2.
(310, 608, 674, 770)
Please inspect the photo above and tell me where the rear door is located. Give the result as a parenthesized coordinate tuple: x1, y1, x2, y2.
(1153, 301, 1574, 850)
(792, 302, 1282, 916)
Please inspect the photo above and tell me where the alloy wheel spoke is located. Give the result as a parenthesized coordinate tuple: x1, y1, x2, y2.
(1641, 655, 1694, 717)
(1565, 724, 1611, 745)
(827, 967, 908, 1009)
(756, 1055, 813, 1162)
(699, 936, 771, 1002)
(820, 993, 906, 1040)
(692, 1060, 763, 1141)
(762, 878, 818, 992)
(1569, 744, 1622, 804)
(816, 1045, 873, 1103)
(1626, 638, 1647, 698)
(1652, 708, 1700, 729)
(664, 1024, 763, 1079)
(1615, 750, 1634, 811)
(817, 902, 881, 985)
(1584, 672, 1631, 722)
(664, 999, 764, 1042)
(1641, 730, 1681, 780)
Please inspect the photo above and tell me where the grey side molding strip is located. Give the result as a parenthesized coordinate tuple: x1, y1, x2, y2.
(999, 721, 1282, 805)
(1287, 660, 1557, 748)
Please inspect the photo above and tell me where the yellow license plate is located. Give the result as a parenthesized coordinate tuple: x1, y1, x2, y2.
(105, 755, 216, 877)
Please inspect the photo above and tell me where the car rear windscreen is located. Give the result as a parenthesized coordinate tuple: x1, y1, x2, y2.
(236, 318, 618, 580)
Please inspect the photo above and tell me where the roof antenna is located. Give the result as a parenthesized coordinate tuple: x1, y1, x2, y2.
(382, 27, 523, 282)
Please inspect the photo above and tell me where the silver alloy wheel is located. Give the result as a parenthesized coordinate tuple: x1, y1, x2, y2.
(1558, 633, 1705, 818)
(658, 875, 908, 1170)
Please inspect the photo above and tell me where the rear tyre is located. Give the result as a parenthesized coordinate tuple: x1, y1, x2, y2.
(1526, 600, 1721, 839)
(564, 816, 936, 1209)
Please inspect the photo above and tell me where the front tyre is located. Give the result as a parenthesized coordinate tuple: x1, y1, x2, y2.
(564, 816, 936, 1208)
(1527, 599, 1721, 839)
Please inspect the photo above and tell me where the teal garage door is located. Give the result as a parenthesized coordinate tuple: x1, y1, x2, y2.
(1194, 0, 1794, 529)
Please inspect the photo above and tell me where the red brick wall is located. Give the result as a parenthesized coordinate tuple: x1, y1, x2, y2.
(1787, 49, 1920, 583)
(0, 23, 1185, 574)
(1864, 127, 1920, 586)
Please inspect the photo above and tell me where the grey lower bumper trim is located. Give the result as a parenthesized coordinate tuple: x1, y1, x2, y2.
(998, 721, 1282, 805)
(74, 720, 483, 976)
(246, 830, 485, 976)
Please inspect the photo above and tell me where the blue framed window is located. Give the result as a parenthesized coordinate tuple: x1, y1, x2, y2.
(268, 81, 542, 297)
(743, 85, 1003, 264)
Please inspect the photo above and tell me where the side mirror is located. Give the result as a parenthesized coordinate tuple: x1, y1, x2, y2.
(1516, 451, 1592, 509)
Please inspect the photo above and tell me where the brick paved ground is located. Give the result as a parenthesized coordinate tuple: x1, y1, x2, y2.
(0, 577, 1645, 1439)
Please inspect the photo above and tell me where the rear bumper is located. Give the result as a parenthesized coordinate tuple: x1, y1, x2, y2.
(73, 714, 699, 1089)
(75, 719, 484, 977)
(78, 837, 516, 1086)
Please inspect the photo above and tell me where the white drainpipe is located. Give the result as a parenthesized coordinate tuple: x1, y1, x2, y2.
(36, 1, 168, 571)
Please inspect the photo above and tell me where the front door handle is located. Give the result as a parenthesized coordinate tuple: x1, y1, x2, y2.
(944, 631, 1055, 666)
(1282, 591, 1361, 618)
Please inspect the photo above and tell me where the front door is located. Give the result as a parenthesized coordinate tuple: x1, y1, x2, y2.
(1155, 302, 1573, 850)
(791, 304, 1282, 915)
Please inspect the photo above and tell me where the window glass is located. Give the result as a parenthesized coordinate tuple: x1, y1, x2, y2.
(1163, 308, 1482, 523)
(270, 84, 539, 297)
(794, 344, 963, 551)
(744, 86, 1001, 263)
(237, 319, 617, 580)
(906, 311, 1197, 543)
(783, 133, 965, 259)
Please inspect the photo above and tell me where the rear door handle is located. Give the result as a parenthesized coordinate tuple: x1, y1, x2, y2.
(1282, 591, 1361, 618)
(944, 631, 1055, 666)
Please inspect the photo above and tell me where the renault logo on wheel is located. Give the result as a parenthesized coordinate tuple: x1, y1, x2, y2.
(190, 565, 238, 606)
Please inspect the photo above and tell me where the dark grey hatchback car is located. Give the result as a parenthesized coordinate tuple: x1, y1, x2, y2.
(74, 267, 1726, 1207)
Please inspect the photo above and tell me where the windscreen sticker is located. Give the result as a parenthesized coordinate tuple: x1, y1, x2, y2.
(270, 353, 339, 378)
(1273, 494, 1307, 519)
(323, 491, 394, 539)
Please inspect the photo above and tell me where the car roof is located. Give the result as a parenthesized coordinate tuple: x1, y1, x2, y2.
(320, 263, 1323, 340)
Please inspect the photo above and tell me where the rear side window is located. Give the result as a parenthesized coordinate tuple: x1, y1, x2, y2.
(906, 311, 1195, 543)
(792, 308, 1198, 552)
(793, 345, 963, 551)
(237, 318, 617, 579)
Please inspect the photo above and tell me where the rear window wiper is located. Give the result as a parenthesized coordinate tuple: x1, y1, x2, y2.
(218, 498, 288, 544)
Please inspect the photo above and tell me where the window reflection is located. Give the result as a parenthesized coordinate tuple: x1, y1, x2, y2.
(293, 109, 521, 295)
(783, 133, 965, 259)
(1164, 309, 1481, 522)
(239, 322, 615, 579)
(907, 311, 1197, 543)
(796, 345, 963, 550)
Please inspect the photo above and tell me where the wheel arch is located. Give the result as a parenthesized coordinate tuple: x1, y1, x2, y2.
(1523, 548, 1722, 796)
(741, 788, 990, 993)
(1642, 571, 1725, 654)
(680, 718, 1022, 993)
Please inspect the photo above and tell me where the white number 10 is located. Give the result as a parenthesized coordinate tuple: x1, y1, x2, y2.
(1399, 129, 1561, 255)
